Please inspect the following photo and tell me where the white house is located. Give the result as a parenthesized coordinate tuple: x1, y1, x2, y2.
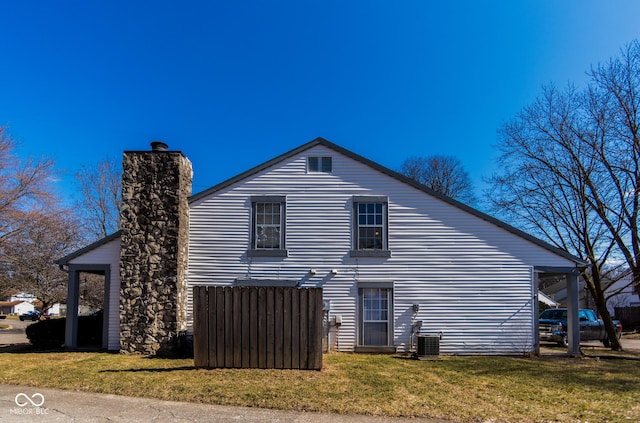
(57, 138, 586, 355)
(605, 270, 640, 315)
(46, 303, 65, 316)
(0, 293, 37, 315)
(0, 300, 32, 315)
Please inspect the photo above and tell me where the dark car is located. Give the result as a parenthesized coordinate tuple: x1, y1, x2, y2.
(19, 311, 41, 321)
(539, 308, 622, 347)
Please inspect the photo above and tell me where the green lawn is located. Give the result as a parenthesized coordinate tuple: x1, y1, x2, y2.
(0, 350, 638, 422)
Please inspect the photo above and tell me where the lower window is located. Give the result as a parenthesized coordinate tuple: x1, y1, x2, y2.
(359, 287, 392, 346)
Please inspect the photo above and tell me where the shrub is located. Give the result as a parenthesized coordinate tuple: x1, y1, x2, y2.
(26, 314, 103, 349)
(25, 318, 65, 349)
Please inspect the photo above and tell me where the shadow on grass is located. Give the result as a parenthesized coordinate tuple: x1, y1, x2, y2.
(0, 343, 102, 354)
(543, 342, 640, 362)
(583, 353, 640, 361)
(0, 343, 61, 353)
(99, 366, 196, 373)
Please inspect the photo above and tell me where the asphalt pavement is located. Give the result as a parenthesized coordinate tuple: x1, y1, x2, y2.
(0, 319, 36, 345)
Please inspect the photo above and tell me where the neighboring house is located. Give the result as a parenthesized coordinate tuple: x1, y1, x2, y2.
(539, 276, 589, 309)
(57, 138, 586, 355)
(605, 270, 640, 316)
(0, 293, 37, 315)
(0, 301, 26, 315)
(538, 291, 559, 308)
(12, 300, 35, 315)
(46, 303, 66, 316)
(542, 269, 640, 316)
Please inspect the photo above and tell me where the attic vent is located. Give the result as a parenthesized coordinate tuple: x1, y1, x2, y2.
(416, 335, 440, 359)
(308, 156, 332, 173)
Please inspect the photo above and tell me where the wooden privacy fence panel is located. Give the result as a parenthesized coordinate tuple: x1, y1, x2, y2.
(615, 306, 640, 331)
(193, 286, 323, 370)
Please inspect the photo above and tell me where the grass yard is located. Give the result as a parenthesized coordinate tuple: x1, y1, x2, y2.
(0, 350, 639, 422)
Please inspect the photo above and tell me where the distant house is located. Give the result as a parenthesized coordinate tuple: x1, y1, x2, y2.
(605, 270, 640, 315)
(538, 291, 559, 308)
(57, 138, 586, 355)
(46, 303, 65, 316)
(0, 293, 37, 315)
(0, 300, 26, 315)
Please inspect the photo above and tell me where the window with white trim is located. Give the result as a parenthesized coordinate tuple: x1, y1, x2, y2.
(358, 287, 393, 346)
(350, 196, 390, 257)
(248, 196, 287, 257)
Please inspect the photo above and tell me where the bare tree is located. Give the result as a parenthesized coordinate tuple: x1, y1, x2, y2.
(0, 127, 56, 248)
(1, 208, 82, 313)
(0, 127, 66, 299)
(400, 155, 477, 204)
(74, 157, 122, 241)
(586, 41, 640, 304)
(78, 272, 105, 311)
(488, 40, 640, 350)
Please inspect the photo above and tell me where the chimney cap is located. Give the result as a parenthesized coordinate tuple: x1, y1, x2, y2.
(150, 141, 168, 151)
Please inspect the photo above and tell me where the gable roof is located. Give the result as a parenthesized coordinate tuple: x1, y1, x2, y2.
(56, 230, 122, 266)
(191, 137, 586, 266)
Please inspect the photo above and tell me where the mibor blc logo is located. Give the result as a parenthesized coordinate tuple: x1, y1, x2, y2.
(10, 392, 49, 415)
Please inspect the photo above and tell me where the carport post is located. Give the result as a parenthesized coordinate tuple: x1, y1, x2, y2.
(533, 269, 540, 355)
(65, 269, 80, 350)
(566, 270, 580, 356)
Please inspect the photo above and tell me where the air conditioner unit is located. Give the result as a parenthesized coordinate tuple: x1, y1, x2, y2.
(416, 335, 440, 360)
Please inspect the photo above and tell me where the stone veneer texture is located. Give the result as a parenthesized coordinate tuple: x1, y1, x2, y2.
(119, 149, 192, 355)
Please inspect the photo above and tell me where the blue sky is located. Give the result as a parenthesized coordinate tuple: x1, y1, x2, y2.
(2, 1, 640, 202)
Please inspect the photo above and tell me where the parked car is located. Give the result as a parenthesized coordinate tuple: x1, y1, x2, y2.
(19, 311, 41, 321)
(539, 308, 622, 347)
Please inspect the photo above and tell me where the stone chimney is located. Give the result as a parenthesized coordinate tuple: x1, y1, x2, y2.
(119, 142, 192, 355)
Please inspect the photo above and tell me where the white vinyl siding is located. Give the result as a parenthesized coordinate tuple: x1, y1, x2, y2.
(68, 238, 121, 351)
(188, 145, 576, 354)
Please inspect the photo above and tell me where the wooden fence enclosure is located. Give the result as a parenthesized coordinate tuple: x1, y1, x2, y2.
(193, 286, 323, 370)
(615, 306, 640, 331)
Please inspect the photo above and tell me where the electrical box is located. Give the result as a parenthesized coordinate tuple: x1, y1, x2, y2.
(323, 300, 331, 311)
(334, 314, 342, 325)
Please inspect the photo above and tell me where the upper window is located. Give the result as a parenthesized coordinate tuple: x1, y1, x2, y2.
(248, 196, 287, 257)
(357, 203, 384, 249)
(254, 202, 281, 248)
(308, 156, 332, 173)
(350, 196, 390, 257)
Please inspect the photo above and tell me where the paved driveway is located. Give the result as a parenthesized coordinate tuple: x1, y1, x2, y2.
(0, 320, 34, 345)
(540, 336, 640, 354)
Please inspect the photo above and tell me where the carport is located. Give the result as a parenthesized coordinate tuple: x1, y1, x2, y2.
(56, 232, 121, 351)
(61, 264, 110, 350)
(534, 266, 584, 356)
